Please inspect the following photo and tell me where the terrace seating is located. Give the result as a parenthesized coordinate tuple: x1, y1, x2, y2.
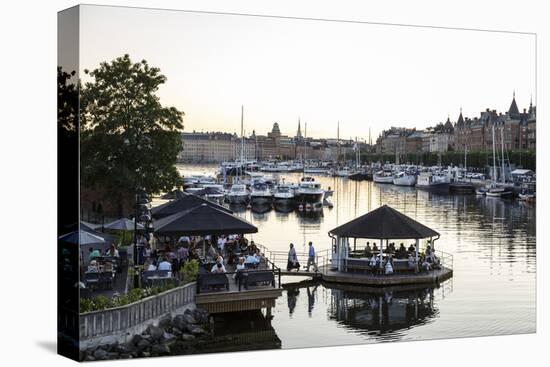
(244, 271, 275, 289)
(344, 258, 378, 273)
(99, 271, 114, 289)
(142, 270, 171, 287)
(84, 272, 100, 290)
(198, 273, 229, 292)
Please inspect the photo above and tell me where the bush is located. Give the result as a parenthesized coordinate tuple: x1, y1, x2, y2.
(181, 259, 199, 283)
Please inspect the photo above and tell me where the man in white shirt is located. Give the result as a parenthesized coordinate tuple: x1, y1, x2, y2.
(217, 236, 226, 252)
(158, 257, 172, 271)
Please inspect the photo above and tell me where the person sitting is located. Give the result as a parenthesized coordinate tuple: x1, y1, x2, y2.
(214, 255, 226, 272)
(384, 258, 394, 275)
(388, 243, 396, 253)
(408, 244, 415, 254)
(217, 236, 226, 253)
(397, 243, 407, 259)
(105, 244, 119, 258)
(211, 262, 226, 273)
(364, 242, 372, 257)
(408, 254, 416, 269)
(369, 254, 378, 268)
(372, 243, 379, 253)
(425, 245, 433, 259)
(87, 259, 99, 273)
(207, 243, 218, 261)
(158, 256, 172, 271)
(421, 258, 432, 272)
(234, 257, 246, 282)
(88, 247, 100, 262)
(244, 252, 260, 268)
(147, 260, 158, 271)
(143, 243, 152, 259)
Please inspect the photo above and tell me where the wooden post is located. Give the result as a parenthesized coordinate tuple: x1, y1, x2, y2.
(353, 238, 356, 252)
(415, 238, 419, 273)
(379, 239, 384, 269)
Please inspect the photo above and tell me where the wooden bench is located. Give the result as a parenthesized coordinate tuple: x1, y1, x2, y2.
(244, 271, 275, 290)
(344, 258, 379, 273)
(198, 273, 229, 292)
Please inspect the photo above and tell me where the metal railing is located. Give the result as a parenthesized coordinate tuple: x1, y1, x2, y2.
(256, 243, 330, 272)
(435, 249, 453, 270)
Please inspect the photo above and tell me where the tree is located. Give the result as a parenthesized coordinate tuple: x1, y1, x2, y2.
(80, 55, 184, 214)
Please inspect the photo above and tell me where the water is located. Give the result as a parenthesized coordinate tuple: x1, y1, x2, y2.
(176, 164, 536, 349)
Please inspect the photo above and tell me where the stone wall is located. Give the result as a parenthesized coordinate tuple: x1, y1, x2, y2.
(79, 282, 196, 349)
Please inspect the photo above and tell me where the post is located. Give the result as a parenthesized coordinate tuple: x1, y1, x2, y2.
(415, 238, 419, 273)
(379, 239, 383, 269)
(133, 190, 140, 289)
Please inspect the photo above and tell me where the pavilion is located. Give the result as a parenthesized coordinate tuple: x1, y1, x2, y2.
(329, 205, 440, 273)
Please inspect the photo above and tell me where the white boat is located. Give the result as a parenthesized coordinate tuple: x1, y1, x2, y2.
(296, 176, 324, 211)
(334, 167, 352, 177)
(226, 184, 249, 204)
(373, 170, 394, 184)
(393, 172, 417, 186)
(273, 183, 295, 202)
(250, 182, 273, 205)
(485, 184, 512, 198)
(416, 172, 450, 192)
(304, 167, 329, 174)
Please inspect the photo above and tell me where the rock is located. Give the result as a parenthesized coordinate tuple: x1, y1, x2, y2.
(163, 332, 176, 342)
(93, 348, 108, 360)
(136, 339, 151, 351)
(131, 334, 143, 346)
(108, 352, 119, 359)
(149, 326, 164, 341)
(172, 328, 182, 337)
(84, 355, 95, 362)
(151, 344, 171, 356)
(181, 333, 196, 342)
(183, 314, 196, 324)
(190, 326, 208, 336)
(158, 314, 172, 329)
(139, 351, 151, 358)
(172, 315, 189, 331)
(115, 344, 130, 354)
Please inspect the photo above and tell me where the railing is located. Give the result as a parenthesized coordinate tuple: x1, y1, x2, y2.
(256, 243, 330, 272)
(435, 249, 453, 270)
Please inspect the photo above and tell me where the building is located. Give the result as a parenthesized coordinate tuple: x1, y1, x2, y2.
(179, 132, 236, 163)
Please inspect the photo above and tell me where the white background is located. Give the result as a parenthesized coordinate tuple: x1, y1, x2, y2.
(0, 0, 547, 366)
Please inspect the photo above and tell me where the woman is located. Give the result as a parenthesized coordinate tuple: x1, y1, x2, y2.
(87, 260, 99, 273)
(105, 244, 119, 258)
(369, 254, 378, 268)
(385, 257, 394, 275)
(287, 243, 300, 271)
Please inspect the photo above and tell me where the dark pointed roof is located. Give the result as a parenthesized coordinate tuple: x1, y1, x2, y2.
(456, 110, 465, 127)
(154, 204, 257, 236)
(329, 205, 439, 239)
(508, 93, 520, 119)
(151, 193, 232, 219)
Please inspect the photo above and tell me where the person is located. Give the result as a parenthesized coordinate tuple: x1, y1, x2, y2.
(147, 260, 158, 271)
(425, 245, 433, 260)
(385, 257, 394, 275)
(158, 256, 172, 271)
(88, 247, 100, 262)
(178, 235, 190, 244)
(176, 245, 189, 263)
(105, 244, 119, 258)
(211, 262, 225, 273)
(306, 242, 318, 272)
(364, 242, 372, 257)
(369, 254, 377, 268)
(143, 243, 152, 259)
(421, 258, 432, 272)
(207, 243, 218, 261)
(408, 253, 416, 269)
(217, 236, 226, 253)
(87, 259, 99, 273)
(408, 244, 415, 253)
(372, 243, 379, 253)
(244, 252, 260, 268)
(287, 243, 300, 272)
(233, 257, 246, 282)
(214, 255, 226, 272)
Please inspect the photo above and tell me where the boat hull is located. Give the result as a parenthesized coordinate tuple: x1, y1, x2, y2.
(416, 182, 450, 193)
(393, 176, 417, 186)
(227, 194, 249, 204)
(373, 176, 394, 184)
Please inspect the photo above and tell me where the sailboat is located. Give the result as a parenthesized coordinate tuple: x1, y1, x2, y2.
(484, 124, 512, 198)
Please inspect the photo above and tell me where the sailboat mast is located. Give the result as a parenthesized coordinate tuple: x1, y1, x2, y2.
(492, 124, 497, 182)
(500, 126, 505, 184)
(303, 122, 307, 179)
(240, 105, 244, 162)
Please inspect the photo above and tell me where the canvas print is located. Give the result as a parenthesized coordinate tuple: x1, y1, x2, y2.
(57, 5, 536, 361)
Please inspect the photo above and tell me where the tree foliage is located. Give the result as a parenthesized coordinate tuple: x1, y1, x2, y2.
(58, 67, 79, 134)
(80, 55, 184, 202)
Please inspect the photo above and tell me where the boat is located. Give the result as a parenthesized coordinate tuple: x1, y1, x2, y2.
(273, 183, 295, 202)
(483, 124, 513, 198)
(373, 170, 394, 184)
(250, 182, 273, 205)
(449, 181, 475, 193)
(393, 171, 417, 186)
(334, 167, 352, 178)
(226, 184, 249, 204)
(296, 176, 324, 211)
(518, 191, 536, 202)
(304, 166, 329, 174)
(485, 184, 513, 198)
(415, 172, 450, 192)
(475, 186, 487, 196)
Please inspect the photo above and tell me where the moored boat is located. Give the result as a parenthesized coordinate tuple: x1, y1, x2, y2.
(393, 171, 417, 186)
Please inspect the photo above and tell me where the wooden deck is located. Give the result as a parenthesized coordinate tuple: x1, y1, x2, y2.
(196, 264, 283, 314)
(319, 265, 453, 286)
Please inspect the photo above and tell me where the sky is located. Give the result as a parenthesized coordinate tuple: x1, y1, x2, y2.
(79, 5, 536, 140)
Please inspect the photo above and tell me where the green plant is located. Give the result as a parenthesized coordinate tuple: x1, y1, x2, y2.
(181, 259, 199, 283)
(93, 295, 110, 311)
(80, 298, 94, 313)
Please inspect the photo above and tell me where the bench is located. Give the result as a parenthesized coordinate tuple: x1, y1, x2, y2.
(198, 273, 229, 292)
(84, 272, 100, 290)
(142, 270, 169, 287)
(244, 271, 275, 290)
(344, 258, 379, 273)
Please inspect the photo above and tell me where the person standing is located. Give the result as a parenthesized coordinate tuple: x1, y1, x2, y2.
(287, 243, 300, 271)
(306, 241, 318, 272)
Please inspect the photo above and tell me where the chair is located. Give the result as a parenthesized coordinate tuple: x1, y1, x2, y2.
(99, 271, 114, 289)
(84, 272, 100, 290)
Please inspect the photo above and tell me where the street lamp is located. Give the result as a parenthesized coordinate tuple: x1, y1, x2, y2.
(133, 188, 150, 288)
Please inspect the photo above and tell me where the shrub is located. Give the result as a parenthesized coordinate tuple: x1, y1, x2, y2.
(181, 259, 199, 283)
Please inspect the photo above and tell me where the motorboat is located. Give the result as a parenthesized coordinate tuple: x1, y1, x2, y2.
(273, 183, 295, 202)
(226, 184, 249, 204)
(373, 170, 394, 184)
(416, 172, 450, 192)
(296, 176, 324, 211)
(250, 182, 273, 205)
(393, 171, 417, 186)
(485, 184, 513, 198)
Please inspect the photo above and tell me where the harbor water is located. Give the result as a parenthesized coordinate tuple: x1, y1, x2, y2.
(178, 164, 536, 349)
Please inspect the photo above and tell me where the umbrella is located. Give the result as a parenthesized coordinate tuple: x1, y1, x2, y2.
(154, 203, 257, 236)
(59, 230, 105, 245)
(152, 192, 232, 219)
(80, 221, 100, 232)
(103, 218, 144, 231)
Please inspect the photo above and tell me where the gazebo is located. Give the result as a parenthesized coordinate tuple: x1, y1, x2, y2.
(151, 192, 232, 220)
(328, 205, 440, 272)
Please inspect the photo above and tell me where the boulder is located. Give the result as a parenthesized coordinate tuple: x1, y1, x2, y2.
(149, 326, 164, 341)
(180, 333, 196, 342)
(151, 344, 171, 356)
(158, 314, 172, 329)
(172, 315, 189, 331)
(190, 326, 208, 336)
(136, 339, 151, 351)
(92, 348, 108, 360)
(163, 332, 176, 342)
(183, 314, 196, 325)
(131, 334, 143, 346)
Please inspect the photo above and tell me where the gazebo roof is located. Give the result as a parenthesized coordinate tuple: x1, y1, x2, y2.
(329, 205, 439, 239)
(151, 192, 232, 219)
(154, 203, 257, 236)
